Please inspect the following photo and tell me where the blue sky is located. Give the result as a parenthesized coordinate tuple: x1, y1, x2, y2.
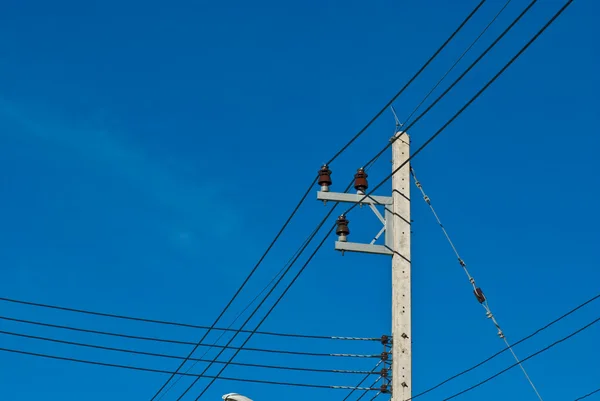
(0, 0, 598, 400)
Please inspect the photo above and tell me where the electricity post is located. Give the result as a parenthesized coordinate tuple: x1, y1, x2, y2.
(316, 131, 411, 400)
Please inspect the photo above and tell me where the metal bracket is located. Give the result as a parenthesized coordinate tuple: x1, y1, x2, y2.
(317, 191, 392, 205)
(318, 190, 394, 256)
(335, 241, 393, 256)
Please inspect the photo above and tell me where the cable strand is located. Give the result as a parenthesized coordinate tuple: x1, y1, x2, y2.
(344, 0, 572, 219)
(573, 387, 600, 401)
(326, 0, 486, 165)
(364, 0, 540, 170)
(0, 345, 380, 390)
(442, 315, 600, 401)
(411, 165, 543, 400)
(407, 291, 600, 400)
(0, 297, 377, 341)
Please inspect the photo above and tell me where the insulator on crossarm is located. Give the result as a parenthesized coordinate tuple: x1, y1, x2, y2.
(318, 165, 332, 192)
(354, 167, 368, 194)
(474, 287, 486, 303)
(336, 215, 350, 242)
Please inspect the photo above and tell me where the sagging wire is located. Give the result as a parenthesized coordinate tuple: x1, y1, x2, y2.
(410, 167, 543, 401)
(407, 292, 600, 400)
(0, 345, 387, 391)
(0, 297, 380, 341)
(0, 327, 384, 375)
(401, 0, 513, 127)
(155, 223, 373, 400)
(572, 387, 600, 401)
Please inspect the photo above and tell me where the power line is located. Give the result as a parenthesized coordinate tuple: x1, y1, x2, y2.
(0, 297, 377, 342)
(177, 178, 373, 399)
(145, 4, 487, 394)
(442, 314, 600, 401)
(149, 3, 489, 396)
(155, 222, 370, 401)
(341, 361, 385, 401)
(183, 0, 576, 398)
(0, 319, 378, 359)
(325, 0, 487, 165)
(573, 387, 600, 401)
(155, 0, 569, 397)
(345, 0, 573, 218)
(0, 328, 377, 374)
(364, 0, 540, 170)
(159, 173, 371, 400)
(367, 392, 384, 401)
(0, 345, 379, 391)
(400, 0, 512, 127)
(180, 224, 337, 401)
(165, 179, 347, 399)
(369, 0, 507, 174)
(407, 291, 600, 400)
(411, 167, 542, 400)
(142, 176, 317, 400)
(355, 377, 384, 401)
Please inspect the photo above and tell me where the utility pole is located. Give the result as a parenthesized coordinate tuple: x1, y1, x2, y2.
(316, 131, 411, 400)
(391, 132, 411, 400)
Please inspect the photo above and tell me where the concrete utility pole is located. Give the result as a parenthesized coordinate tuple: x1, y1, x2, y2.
(316, 132, 411, 400)
(391, 132, 411, 400)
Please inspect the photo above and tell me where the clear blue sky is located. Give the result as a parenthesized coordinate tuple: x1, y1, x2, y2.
(0, 1, 598, 400)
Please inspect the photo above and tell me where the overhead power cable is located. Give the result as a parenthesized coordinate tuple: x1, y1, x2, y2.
(572, 387, 600, 401)
(0, 346, 379, 391)
(355, 377, 385, 401)
(411, 167, 542, 399)
(344, 0, 573, 218)
(442, 314, 600, 401)
(146, 3, 487, 398)
(185, 1, 575, 398)
(406, 291, 600, 400)
(325, 0, 486, 165)
(180, 172, 386, 400)
(154, 220, 359, 401)
(0, 328, 376, 374)
(341, 361, 386, 401)
(0, 297, 375, 342)
(0, 322, 377, 359)
(179, 224, 337, 401)
(170, 176, 364, 400)
(367, 0, 512, 176)
(363, 0, 539, 170)
(367, 392, 383, 401)
(400, 0, 512, 128)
